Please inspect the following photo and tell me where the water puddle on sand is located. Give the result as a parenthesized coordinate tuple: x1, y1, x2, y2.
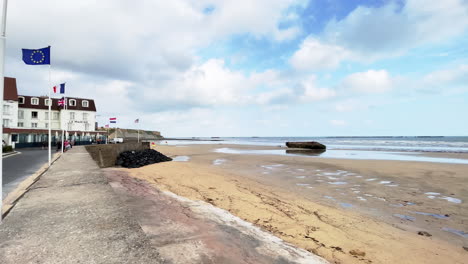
(328, 181, 348, 185)
(324, 196, 335, 200)
(440, 196, 462, 204)
(365, 178, 378, 181)
(340, 203, 353, 208)
(357, 196, 367, 201)
(393, 214, 415, 221)
(261, 164, 285, 170)
(173, 156, 190, 162)
(442, 227, 468, 238)
(296, 183, 311, 187)
(412, 211, 449, 219)
(212, 159, 227, 165)
(379, 181, 392, 184)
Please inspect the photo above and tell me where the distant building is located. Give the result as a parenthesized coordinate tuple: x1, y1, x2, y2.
(2, 77, 104, 148)
(108, 128, 162, 142)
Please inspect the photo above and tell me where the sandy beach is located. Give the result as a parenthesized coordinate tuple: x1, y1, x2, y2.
(123, 144, 468, 264)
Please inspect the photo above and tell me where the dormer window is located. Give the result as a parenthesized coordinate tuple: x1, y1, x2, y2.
(18, 96, 25, 104)
(31, 97, 39, 105)
(69, 99, 76, 106)
(82, 100, 89, 107)
(45, 99, 51, 106)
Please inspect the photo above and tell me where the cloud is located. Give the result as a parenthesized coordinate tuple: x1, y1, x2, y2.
(324, 0, 468, 59)
(290, 37, 350, 70)
(292, 0, 468, 71)
(340, 70, 394, 93)
(7, 0, 305, 81)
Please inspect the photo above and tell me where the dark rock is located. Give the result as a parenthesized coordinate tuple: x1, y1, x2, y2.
(463, 246, 468, 252)
(417, 231, 432, 237)
(116, 149, 172, 168)
(286, 141, 326, 150)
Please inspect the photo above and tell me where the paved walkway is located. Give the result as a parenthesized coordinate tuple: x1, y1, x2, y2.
(0, 146, 327, 264)
(0, 146, 162, 263)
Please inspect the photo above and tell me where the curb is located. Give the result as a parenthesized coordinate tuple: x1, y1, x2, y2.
(1, 152, 62, 219)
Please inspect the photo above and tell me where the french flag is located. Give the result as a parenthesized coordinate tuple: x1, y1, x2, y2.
(110, 117, 117, 123)
(53, 83, 66, 94)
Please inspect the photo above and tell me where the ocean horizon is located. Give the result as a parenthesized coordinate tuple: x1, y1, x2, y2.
(161, 136, 468, 153)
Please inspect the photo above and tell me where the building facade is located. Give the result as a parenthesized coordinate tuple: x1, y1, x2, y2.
(2, 77, 103, 148)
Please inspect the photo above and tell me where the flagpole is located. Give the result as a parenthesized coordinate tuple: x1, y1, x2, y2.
(137, 121, 140, 143)
(61, 96, 66, 153)
(0, 0, 8, 222)
(48, 65, 51, 166)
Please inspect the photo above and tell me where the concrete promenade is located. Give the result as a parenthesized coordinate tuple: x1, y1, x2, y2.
(0, 146, 327, 264)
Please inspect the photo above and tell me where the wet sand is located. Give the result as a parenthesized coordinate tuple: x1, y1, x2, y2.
(124, 144, 468, 264)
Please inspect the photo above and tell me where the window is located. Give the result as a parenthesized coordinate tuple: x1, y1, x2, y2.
(83, 113, 88, 120)
(45, 99, 51, 106)
(67, 123, 72, 130)
(85, 123, 90, 130)
(82, 100, 89, 107)
(70, 112, 75, 120)
(3, 105, 10, 115)
(3, 119, 9, 127)
(17, 122, 24, 127)
(45, 123, 48, 128)
(31, 98, 39, 105)
(18, 110, 24, 119)
(53, 112, 59, 120)
(31, 111, 38, 118)
(31, 122, 38, 128)
(18, 96, 25, 104)
(69, 99, 76, 106)
(45, 111, 49, 120)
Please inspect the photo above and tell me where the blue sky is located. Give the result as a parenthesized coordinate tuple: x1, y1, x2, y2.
(4, 0, 468, 136)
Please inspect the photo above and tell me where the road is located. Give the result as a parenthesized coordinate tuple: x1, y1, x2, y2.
(2, 149, 49, 198)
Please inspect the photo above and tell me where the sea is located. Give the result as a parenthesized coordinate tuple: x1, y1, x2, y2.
(162, 136, 468, 153)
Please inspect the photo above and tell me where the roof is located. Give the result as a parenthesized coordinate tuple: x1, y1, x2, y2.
(18, 96, 97, 112)
(4, 77, 18, 101)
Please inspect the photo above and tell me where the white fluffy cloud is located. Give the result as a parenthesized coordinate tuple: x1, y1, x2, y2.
(292, 0, 468, 70)
(290, 37, 350, 70)
(341, 70, 394, 93)
(325, 0, 468, 58)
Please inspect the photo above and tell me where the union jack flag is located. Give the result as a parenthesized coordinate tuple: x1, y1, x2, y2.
(58, 98, 67, 106)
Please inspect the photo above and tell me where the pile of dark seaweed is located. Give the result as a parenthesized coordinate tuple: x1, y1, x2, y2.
(116, 149, 172, 168)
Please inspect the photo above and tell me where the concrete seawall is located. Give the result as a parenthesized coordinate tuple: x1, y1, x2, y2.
(85, 142, 150, 168)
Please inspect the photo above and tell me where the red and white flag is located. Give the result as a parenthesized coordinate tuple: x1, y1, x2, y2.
(105, 124, 109, 128)
(134, 118, 139, 123)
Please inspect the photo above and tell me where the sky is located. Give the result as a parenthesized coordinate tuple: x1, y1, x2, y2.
(4, 0, 468, 137)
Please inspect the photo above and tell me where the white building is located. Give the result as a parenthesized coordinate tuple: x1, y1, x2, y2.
(2, 77, 103, 148)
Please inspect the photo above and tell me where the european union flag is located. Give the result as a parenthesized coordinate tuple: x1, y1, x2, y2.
(22, 46, 51, 65)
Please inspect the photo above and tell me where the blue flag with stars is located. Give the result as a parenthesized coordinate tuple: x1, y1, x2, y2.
(22, 46, 51, 65)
